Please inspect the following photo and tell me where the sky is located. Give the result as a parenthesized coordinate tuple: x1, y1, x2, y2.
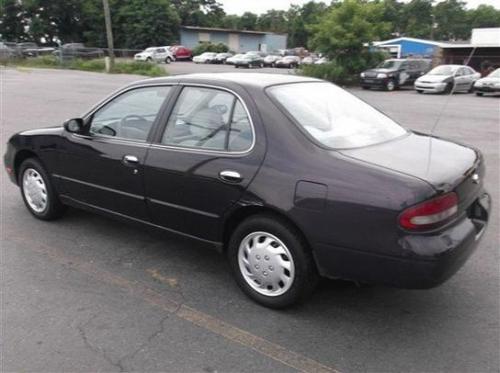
(218, 0, 500, 15)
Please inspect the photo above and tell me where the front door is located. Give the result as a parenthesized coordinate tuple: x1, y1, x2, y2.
(144, 85, 265, 243)
(56, 85, 173, 220)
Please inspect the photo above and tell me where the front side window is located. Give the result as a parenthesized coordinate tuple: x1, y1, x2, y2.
(89, 86, 171, 141)
(268, 82, 407, 149)
(161, 86, 253, 152)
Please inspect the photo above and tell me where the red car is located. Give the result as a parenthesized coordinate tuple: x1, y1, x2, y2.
(170, 45, 192, 60)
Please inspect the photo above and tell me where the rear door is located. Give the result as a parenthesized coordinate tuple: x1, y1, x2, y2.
(143, 84, 265, 243)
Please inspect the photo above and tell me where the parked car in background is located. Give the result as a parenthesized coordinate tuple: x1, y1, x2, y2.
(234, 54, 264, 68)
(17, 42, 55, 57)
(360, 58, 431, 91)
(473, 68, 500, 96)
(0, 42, 19, 59)
(4, 73, 490, 308)
(169, 45, 192, 60)
(275, 56, 301, 68)
(214, 52, 233, 64)
(193, 52, 217, 64)
(301, 56, 318, 65)
(415, 65, 481, 94)
(225, 54, 244, 65)
(246, 50, 267, 58)
(314, 57, 329, 65)
(263, 55, 281, 67)
(54, 43, 104, 59)
(134, 47, 175, 63)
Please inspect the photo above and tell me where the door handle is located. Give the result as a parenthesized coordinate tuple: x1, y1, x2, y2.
(123, 155, 139, 165)
(219, 170, 242, 183)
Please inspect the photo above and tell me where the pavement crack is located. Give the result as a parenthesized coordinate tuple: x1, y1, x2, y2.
(77, 314, 125, 372)
(116, 313, 171, 370)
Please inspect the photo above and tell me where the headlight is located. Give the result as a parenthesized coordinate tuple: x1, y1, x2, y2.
(494, 82, 500, 88)
(377, 73, 387, 79)
(360, 72, 365, 78)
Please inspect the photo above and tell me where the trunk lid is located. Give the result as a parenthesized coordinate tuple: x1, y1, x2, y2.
(340, 132, 483, 210)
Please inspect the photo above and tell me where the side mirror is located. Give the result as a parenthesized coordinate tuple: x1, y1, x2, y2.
(63, 118, 84, 133)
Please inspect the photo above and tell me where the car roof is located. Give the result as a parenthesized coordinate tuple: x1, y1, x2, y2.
(134, 73, 320, 89)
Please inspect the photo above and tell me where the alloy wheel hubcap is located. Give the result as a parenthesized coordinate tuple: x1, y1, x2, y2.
(23, 168, 48, 213)
(238, 231, 295, 297)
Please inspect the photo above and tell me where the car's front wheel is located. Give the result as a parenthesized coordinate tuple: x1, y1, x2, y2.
(476, 92, 483, 96)
(385, 79, 396, 91)
(19, 158, 66, 220)
(228, 214, 318, 308)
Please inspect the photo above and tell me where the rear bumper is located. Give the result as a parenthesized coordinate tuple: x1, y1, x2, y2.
(313, 192, 490, 288)
(3, 142, 17, 184)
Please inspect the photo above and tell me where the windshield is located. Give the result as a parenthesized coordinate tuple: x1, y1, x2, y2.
(145, 48, 155, 52)
(202, 52, 216, 57)
(428, 65, 459, 76)
(377, 60, 402, 69)
(268, 82, 407, 149)
(488, 68, 500, 78)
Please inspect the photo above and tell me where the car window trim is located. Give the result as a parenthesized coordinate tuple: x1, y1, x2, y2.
(152, 83, 256, 156)
(80, 83, 177, 144)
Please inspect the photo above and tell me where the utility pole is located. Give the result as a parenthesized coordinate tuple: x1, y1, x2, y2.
(102, 0, 115, 71)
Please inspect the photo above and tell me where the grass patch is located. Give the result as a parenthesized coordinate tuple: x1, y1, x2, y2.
(4, 56, 167, 77)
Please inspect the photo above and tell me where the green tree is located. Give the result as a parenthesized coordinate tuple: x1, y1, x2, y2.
(113, 0, 180, 48)
(310, 0, 391, 60)
(467, 5, 500, 29)
(433, 0, 469, 40)
(0, 0, 30, 41)
(257, 9, 288, 33)
(401, 0, 433, 39)
(238, 12, 258, 30)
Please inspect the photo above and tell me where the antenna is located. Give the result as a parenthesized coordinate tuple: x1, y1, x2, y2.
(429, 47, 477, 136)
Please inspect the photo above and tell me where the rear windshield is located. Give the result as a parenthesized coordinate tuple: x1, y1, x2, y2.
(268, 82, 407, 149)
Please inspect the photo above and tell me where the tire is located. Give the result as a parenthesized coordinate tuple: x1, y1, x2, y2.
(227, 214, 319, 308)
(476, 92, 483, 96)
(361, 86, 370, 90)
(146, 57, 152, 62)
(260, 62, 264, 68)
(444, 82, 453, 94)
(385, 79, 396, 91)
(235, 65, 239, 68)
(165, 57, 172, 64)
(19, 158, 66, 220)
(247, 63, 252, 69)
(416, 89, 423, 94)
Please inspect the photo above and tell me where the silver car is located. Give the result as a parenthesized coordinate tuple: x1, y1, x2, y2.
(474, 68, 500, 96)
(415, 65, 481, 94)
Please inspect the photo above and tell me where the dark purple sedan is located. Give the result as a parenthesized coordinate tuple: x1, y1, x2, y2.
(4, 73, 490, 308)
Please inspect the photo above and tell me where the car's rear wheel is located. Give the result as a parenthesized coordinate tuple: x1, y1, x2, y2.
(416, 89, 423, 94)
(444, 82, 453, 94)
(165, 57, 172, 64)
(228, 214, 318, 308)
(19, 158, 66, 220)
(476, 92, 483, 96)
(361, 86, 370, 90)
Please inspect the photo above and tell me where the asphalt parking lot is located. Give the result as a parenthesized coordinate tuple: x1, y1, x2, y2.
(1, 65, 499, 372)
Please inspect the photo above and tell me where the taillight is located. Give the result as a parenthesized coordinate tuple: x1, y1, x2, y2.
(399, 192, 458, 231)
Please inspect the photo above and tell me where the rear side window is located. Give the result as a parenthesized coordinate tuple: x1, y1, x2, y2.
(161, 86, 253, 152)
(268, 82, 406, 149)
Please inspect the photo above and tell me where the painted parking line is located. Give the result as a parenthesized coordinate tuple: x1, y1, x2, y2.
(5, 234, 340, 373)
